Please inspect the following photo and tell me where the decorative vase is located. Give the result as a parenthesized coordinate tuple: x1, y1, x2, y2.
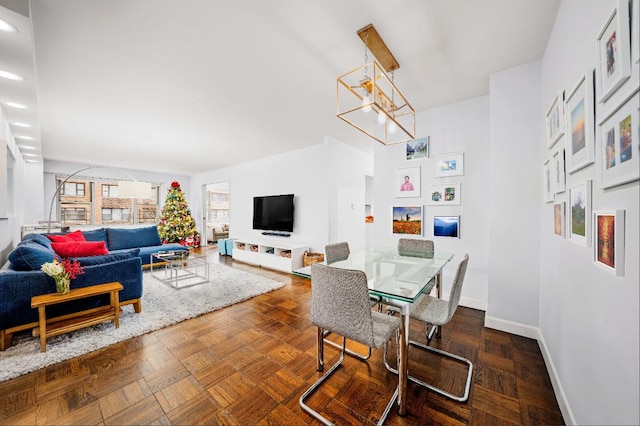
(55, 276, 71, 295)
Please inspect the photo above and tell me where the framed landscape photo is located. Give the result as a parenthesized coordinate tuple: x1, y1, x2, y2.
(395, 166, 421, 198)
(427, 183, 461, 206)
(406, 137, 429, 160)
(553, 202, 565, 237)
(433, 215, 460, 238)
(434, 152, 464, 177)
(552, 146, 566, 194)
(593, 210, 625, 276)
(392, 206, 423, 235)
(595, 0, 631, 104)
(568, 180, 592, 246)
(543, 157, 555, 203)
(565, 71, 595, 174)
(546, 90, 565, 148)
(597, 92, 639, 189)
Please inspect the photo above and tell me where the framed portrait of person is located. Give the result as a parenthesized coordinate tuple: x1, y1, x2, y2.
(395, 166, 421, 198)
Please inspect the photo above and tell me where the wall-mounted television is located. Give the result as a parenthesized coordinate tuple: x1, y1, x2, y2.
(253, 194, 294, 233)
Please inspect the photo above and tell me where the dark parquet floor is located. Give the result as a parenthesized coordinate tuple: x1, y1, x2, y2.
(0, 246, 564, 425)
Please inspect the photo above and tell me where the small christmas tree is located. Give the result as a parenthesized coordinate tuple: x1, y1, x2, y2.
(158, 181, 201, 247)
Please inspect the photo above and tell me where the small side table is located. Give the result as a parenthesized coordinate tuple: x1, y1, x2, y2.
(30, 282, 123, 352)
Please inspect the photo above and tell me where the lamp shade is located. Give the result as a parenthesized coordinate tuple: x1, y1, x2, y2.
(117, 180, 152, 198)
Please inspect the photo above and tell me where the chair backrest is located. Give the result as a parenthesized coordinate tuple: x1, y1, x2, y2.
(445, 254, 470, 322)
(325, 242, 350, 264)
(398, 238, 434, 258)
(310, 263, 377, 347)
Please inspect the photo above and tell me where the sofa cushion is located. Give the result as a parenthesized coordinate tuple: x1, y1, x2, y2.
(8, 241, 56, 271)
(72, 248, 140, 266)
(107, 226, 161, 250)
(51, 241, 109, 258)
(47, 229, 86, 243)
(22, 233, 53, 249)
(82, 228, 108, 244)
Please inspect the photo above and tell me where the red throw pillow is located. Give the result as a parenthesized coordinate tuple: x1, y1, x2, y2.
(47, 229, 86, 243)
(51, 241, 109, 258)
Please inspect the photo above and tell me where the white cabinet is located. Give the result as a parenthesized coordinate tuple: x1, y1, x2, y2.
(232, 240, 307, 273)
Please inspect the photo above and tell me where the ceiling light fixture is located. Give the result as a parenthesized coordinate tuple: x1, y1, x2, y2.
(18, 145, 36, 150)
(5, 102, 27, 109)
(15, 135, 34, 140)
(0, 70, 24, 81)
(337, 24, 415, 145)
(0, 18, 18, 33)
(13, 122, 31, 128)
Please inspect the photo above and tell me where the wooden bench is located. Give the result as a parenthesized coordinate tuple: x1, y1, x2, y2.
(30, 282, 123, 352)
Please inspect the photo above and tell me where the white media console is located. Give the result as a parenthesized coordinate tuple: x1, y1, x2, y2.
(232, 239, 308, 273)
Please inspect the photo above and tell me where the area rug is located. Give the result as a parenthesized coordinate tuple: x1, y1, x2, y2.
(0, 263, 285, 382)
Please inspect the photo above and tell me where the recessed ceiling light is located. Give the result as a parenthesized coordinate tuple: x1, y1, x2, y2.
(0, 18, 18, 33)
(15, 135, 34, 140)
(0, 70, 24, 81)
(13, 122, 31, 128)
(25, 159, 40, 163)
(5, 102, 27, 109)
(22, 153, 37, 157)
(18, 145, 36, 150)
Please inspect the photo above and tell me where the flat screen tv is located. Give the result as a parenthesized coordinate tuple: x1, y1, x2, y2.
(253, 194, 294, 233)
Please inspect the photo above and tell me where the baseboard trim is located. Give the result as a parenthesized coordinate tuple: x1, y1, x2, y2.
(459, 297, 487, 311)
(484, 315, 576, 425)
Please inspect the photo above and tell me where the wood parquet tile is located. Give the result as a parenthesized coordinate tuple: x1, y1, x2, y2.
(0, 247, 565, 425)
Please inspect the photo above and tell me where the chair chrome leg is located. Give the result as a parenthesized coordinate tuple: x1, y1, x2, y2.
(322, 332, 372, 360)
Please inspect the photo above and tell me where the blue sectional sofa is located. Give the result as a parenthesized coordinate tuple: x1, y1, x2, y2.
(0, 225, 188, 350)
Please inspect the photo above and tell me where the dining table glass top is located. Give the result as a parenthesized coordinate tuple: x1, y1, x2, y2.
(326, 247, 454, 302)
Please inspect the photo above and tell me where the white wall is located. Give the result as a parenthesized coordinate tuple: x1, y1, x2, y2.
(372, 96, 490, 310)
(537, 0, 639, 424)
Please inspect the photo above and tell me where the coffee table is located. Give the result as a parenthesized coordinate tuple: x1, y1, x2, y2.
(150, 250, 209, 289)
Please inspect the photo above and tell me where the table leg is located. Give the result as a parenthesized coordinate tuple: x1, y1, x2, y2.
(398, 312, 409, 416)
(435, 271, 442, 338)
(38, 306, 46, 352)
(111, 290, 120, 328)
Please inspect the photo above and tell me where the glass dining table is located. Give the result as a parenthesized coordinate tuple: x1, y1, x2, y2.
(320, 247, 454, 417)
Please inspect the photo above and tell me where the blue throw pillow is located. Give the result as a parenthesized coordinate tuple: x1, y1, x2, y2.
(82, 228, 108, 244)
(22, 233, 53, 249)
(8, 241, 56, 271)
(72, 248, 141, 266)
(107, 226, 161, 250)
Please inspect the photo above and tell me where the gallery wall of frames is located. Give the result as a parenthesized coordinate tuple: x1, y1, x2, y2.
(544, 0, 639, 277)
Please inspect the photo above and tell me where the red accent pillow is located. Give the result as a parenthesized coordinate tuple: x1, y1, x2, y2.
(47, 229, 86, 243)
(51, 241, 109, 258)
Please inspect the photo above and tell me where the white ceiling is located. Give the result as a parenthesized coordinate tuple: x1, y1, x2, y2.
(1, 0, 561, 175)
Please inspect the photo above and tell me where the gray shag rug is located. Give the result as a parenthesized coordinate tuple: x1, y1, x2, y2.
(0, 263, 285, 382)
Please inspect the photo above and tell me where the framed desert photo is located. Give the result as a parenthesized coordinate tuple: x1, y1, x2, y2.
(428, 183, 461, 206)
(543, 157, 555, 203)
(546, 90, 565, 148)
(406, 137, 429, 160)
(597, 92, 639, 189)
(553, 202, 565, 237)
(395, 166, 421, 198)
(552, 146, 566, 194)
(434, 152, 464, 177)
(433, 216, 460, 238)
(392, 206, 423, 235)
(565, 71, 595, 174)
(595, 0, 631, 104)
(593, 210, 625, 276)
(568, 180, 593, 246)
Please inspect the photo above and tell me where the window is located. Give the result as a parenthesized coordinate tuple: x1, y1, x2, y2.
(102, 184, 118, 198)
(61, 207, 89, 224)
(62, 182, 85, 196)
(102, 208, 131, 222)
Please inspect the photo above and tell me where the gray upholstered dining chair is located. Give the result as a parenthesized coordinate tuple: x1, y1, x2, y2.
(397, 238, 434, 257)
(386, 253, 473, 402)
(300, 263, 402, 426)
(324, 241, 351, 264)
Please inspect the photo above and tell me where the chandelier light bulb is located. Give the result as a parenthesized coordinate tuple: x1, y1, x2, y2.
(388, 120, 397, 133)
(377, 109, 386, 124)
(361, 92, 371, 113)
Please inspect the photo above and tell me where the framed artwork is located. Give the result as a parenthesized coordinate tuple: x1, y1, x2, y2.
(597, 91, 639, 189)
(433, 216, 460, 238)
(427, 183, 461, 206)
(565, 71, 595, 174)
(434, 152, 464, 177)
(546, 90, 565, 148)
(552, 146, 566, 194)
(406, 137, 429, 160)
(633, 0, 639, 64)
(392, 206, 423, 235)
(395, 166, 421, 197)
(595, 0, 631, 104)
(593, 210, 625, 276)
(553, 202, 565, 237)
(568, 180, 592, 246)
(543, 157, 555, 203)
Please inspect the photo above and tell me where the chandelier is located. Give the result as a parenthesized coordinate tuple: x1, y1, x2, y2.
(337, 24, 415, 145)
